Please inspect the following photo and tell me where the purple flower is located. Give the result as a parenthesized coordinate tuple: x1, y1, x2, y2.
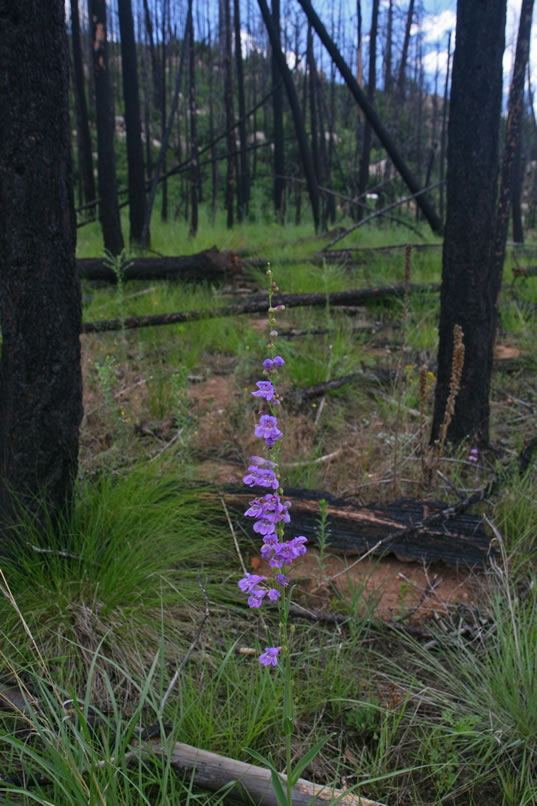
(469, 448, 479, 463)
(253, 519, 277, 536)
(259, 647, 280, 667)
(243, 465, 279, 490)
(252, 380, 275, 401)
(267, 536, 308, 568)
(238, 573, 266, 593)
(267, 588, 280, 601)
(248, 590, 267, 608)
(277, 573, 289, 586)
(254, 415, 283, 447)
(263, 356, 285, 372)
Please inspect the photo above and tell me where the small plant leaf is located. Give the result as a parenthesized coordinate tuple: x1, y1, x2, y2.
(244, 747, 278, 773)
(289, 734, 333, 786)
(282, 716, 294, 735)
(270, 769, 290, 806)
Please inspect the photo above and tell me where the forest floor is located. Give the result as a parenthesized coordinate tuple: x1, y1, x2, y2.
(2, 213, 537, 805)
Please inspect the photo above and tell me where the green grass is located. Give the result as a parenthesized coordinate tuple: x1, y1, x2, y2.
(3, 213, 537, 803)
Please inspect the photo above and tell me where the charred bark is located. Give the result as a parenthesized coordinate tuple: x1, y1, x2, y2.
(431, 0, 506, 446)
(70, 0, 96, 213)
(494, 0, 534, 267)
(89, 0, 124, 254)
(118, 0, 146, 244)
(0, 0, 83, 533)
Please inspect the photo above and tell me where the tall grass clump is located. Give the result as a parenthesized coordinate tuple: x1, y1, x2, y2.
(0, 464, 232, 696)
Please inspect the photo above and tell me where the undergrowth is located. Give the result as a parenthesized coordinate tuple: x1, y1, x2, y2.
(2, 214, 537, 803)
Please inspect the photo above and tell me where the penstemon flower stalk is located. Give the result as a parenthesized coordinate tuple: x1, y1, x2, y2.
(239, 268, 330, 806)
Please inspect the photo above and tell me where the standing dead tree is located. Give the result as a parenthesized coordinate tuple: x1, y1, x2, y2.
(295, 0, 443, 235)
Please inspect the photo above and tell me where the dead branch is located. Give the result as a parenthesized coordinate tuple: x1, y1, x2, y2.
(131, 739, 386, 806)
(82, 284, 439, 334)
(78, 248, 237, 283)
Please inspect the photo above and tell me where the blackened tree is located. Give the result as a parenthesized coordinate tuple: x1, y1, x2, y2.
(358, 0, 379, 215)
(431, 0, 507, 446)
(89, 0, 124, 254)
(70, 0, 96, 211)
(0, 0, 83, 533)
(494, 0, 534, 261)
(271, 0, 285, 219)
(118, 0, 147, 245)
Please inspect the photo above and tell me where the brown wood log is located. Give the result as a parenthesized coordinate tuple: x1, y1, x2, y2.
(138, 740, 386, 806)
(82, 284, 439, 334)
(78, 247, 238, 283)
(226, 488, 493, 567)
(315, 243, 442, 264)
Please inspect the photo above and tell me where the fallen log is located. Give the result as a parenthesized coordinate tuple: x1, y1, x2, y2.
(293, 367, 394, 402)
(315, 243, 442, 264)
(226, 488, 493, 567)
(137, 739, 385, 806)
(82, 283, 440, 334)
(78, 247, 238, 283)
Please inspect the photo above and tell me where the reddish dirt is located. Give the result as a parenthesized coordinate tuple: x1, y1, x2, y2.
(253, 550, 479, 625)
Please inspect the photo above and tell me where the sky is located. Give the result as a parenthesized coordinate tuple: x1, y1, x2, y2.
(390, 0, 536, 99)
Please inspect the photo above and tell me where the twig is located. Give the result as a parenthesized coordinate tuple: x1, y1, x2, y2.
(222, 498, 247, 576)
(280, 449, 342, 468)
(159, 571, 210, 717)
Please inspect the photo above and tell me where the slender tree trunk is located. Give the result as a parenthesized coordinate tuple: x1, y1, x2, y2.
(0, 0, 83, 534)
(257, 0, 320, 230)
(160, 0, 168, 222)
(397, 0, 415, 98)
(512, 133, 525, 243)
(271, 0, 286, 219)
(357, 0, 379, 215)
(439, 32, 451, 223)
(140, 15, 153, 180)
(384, 0, 393, 95)
(234, 0, 250, 220)
(223, 0, 235, 228)
(141, 0, 192, 246)
(142, 0, 162, 110)
(118, 0, 146, 244)
(89, 0, 124, 254)
(494, 0, 534, 265)
(70, 0, 96, 213)
(431, 0, 506, 447)
(188, 10, 199, 236)
(307, 25, 320, 188)
(208, 26, 218, 224)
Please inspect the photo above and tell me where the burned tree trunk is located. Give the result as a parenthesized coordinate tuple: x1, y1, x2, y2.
(89, 0, 124, 254)
(431, 0, 506, 446)
(0, 0, 83, 535)
(70, 0, 96, 212)
(234, 0, 250, 220)
(358, 0, 379, 216)
(271, 0, 285, 220)
(494, 0, 534, 264)
(257, 0, 320, 230)
(296, 0, 442, 235)
(223, 0, 235, 229)
(118, 0, 146, 245)
(188, 9, 199, 237)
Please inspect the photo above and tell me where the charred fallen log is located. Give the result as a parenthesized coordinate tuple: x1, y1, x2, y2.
(77, 247, 238, 283)
(225, 487, 493, 567)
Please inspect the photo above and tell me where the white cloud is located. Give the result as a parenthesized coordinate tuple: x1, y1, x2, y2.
(420, 10, 456, 44)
